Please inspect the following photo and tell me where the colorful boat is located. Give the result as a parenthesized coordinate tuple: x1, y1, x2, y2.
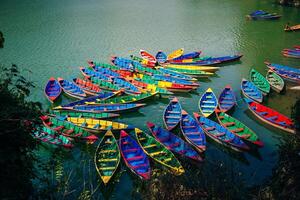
(156, 51, 167, 63)
(244, 98, 295, 134)
(215, 110, 264, 147)
(111, 56, 133, 70)
(180, 110, 206, 153)
(60, 103, 146, 113)
(44, 77, 62, 103)
(90, 76, 122, 91)
(163, 64, 219, 73)
(266, 70, 284, 93)
(199, 88, 218, 117)
(193, 113, 249, 152)
(152, 74, 199, 88)
(51, 110, 120, 119)
(171, 51, 201, 61)
(130, 55, 156, 68)
(167, 48, 184, 60)
(73, 78, 102, 96)
(66, 116, 134, 133)
(32, 126, 73, 148)
(173, 54, 242, 64)
(134, 128, 184, 175)
(218, 85, 236, 113)
(249, 69, 270, 95)
(284, 24, 300, 32)
(112, 77, 141, 95)
(119, 130, 151, 180)
(92, 65, 121, 78)
(156, 67, 197, 81)
(241, 78, 263, 103)
(40, 115, 98, 142)
(265, 63, 300, 84)
(282, 50, 300, 58)
(140, 49, 157, 63)
(79, 67, 112, 81)
(246, 10, 281, 20)
(163, 97, 182, 131)
(147, 122, 203, 161)
(94, 129, 120, 185)
(162, 66, 215, 77)
(57, 77, 87, 99)
(91, 92, 157, 105)
(169, 60, 221, 66)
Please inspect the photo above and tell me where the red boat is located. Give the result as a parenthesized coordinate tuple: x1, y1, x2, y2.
(245, 98, 295, 134)
(73, 78, 102, 96)
(140, 49, 157, 63)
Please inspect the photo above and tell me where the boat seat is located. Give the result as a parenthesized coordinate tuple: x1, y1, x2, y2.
(267, 116, 278, 121)
(150, 151, 166, 156)
(126, 155, 143, 161)
(64, 129, 74, 134)
(168, 142, 181, 148)
(98, 158, 118, 162)
(185, 131, 200, 136)
(239, 134, 251, 139)
(223, 138, 234, 143)
(100, 149, 117, 153)
(165, 116, 181, 119)
(214, 132, 226, 137)
(167, 121, 178, 124)
(205, 126, 215, 131)
(167, 110, 181, 114)
(99, 166, 116, 170)
(223, 122, 235, 127)
(143, 144, 157, 149)
(192, 138, 203, 142)
(222, 97, 233, 100)
(201, 105, 216, 108)
(258, 111, 268, 116)
(182, 125, 196, 129)
(131, 163, 148, 169)
(232, 128, 244, 133)
(53, 126, 64, 131)
(202, 100, 215, 104)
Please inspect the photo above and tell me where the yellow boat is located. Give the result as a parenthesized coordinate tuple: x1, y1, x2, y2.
(164, 64, 220, 73)
(167, 48, 184, 60)
(66, 117, 134, 133)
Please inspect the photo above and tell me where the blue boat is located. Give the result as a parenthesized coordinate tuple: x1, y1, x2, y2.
(152, 74, 199, 88)
(44, 77, 62, 103)
(172, 51, 201, 61)
(111, 56, 134, 70)
(155, 51, 167, 63)
(147, 122, 203, 161)
(180, 110, 206, 153)
(57, 77, 87, 99)
(79, 67, 112, 81)
(218, 85, 236, 113)
(241, 78, 263, 103)
(112, 77, 141, 95)
(157, 68, 196, 81)
(169, 59, 221, 66)
(119, 130, 151, 180)
(61, 103, 145, 113)
(265, 62, 300, 75)
(199, 88, 218, 117)
(163, 97, 182, 131)
(247, 10, 281, 20)
(92, 65, 121, 78)
(202, 54, 243, 63)
(193, 113, 249, 152)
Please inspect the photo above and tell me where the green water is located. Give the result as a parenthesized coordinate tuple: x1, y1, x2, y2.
(1, 0, 300, 198)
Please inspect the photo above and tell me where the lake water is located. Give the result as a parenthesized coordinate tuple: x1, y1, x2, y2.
(1, 0, 300, 199)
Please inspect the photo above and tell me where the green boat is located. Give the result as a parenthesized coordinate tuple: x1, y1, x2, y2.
(88, 92, 158, 105)
(249, 69, 270, 95)
(93, 62, 124, 71)
(50, 110, 120, 119)
(134, 128, 184, 175)
(265, 70, 284, 93)
(163, 67, 214, 77)
(90, 76, 122, 91)
(216, 111, 264, 147)
(40, 115, 98, 142)
(94, 129, 120, 185)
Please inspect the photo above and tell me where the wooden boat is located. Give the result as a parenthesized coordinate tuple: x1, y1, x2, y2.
(111, 56, 133, 70)
(79, 67, 112, 81)
(163, 97, 182, 131)
(215, 110, 264, 147)
(119, 130, 151, 180)
(294, 45, 300, 49)
(289, 86, 300, 90)
(162, 66, 215, 77)
(156, 67, 197, 81)
(153, 74, 199, 88)
(44, 77, 62, 103)
(241, 78, 263, 103)
(91, 92, 157, 105)
(51, 110, 120, 119)
(32, 126, 73, 148)
(140, 49, 157, 63)
(193, 113, 249, 152)
(156, 51, 167, 63)
(167, 48, 184, 60)
(73, 78, 102, 96)
(265, 62, 300, 84)
(284, 24, 300, 32)
(134, 128, 184, 175)
(266, 70, 284, 93)
(60, 103, 146, 114)
(173, 54, 242, 64)
(66, 116, 135, 133)
(94, 129, 120, 185)
(92, 65, 121, 78)
(147, 122, 203, 162)
(131, 61, 162, 75)
(40, 115, 98, 142)
(218, 85, 236, 113)
(57, 77, 87, 99)
(282, 50, 300, 58)
(164, 64, 219, 73)
(180, 110, 206, 153)
(246, 10, 281, 20)
(244, 98, 295, 134)
(171, 51, 201, 61)
(249, 69, 270, 95)
(169, 59, 221, 66)
(57, 90, 121, 108)
(112, 77, 141, 95)
(131, 55, 156, 68)
(90, 76, 122, 91)
(199, 88, 218, 117)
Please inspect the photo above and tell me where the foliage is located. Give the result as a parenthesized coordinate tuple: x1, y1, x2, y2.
(0, 64, 42, 199)
(0, 31, 4, 48)
(276, 0, 300, 7)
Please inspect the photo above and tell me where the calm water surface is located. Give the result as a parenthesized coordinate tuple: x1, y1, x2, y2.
(1, 0, 300, 199)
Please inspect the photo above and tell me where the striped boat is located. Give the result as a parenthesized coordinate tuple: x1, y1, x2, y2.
(265, 62, 300, 84)
(152, 74, 199, 88)
(180, 110, 206, 153)
(112, 77, 141, 95)
(92, 65, 121, 78)
(58, 77, 87, 99)
(199, 88, 218, 117)
(140, 49, 157, 63)
(156, 51, 167, 63)
(90, 76, 122, 91)
(51, 110, 120, 119)
(163, 97, 182, 131)
(157, 67, 197, 81)
(73, 78, 102, 96)
(249, 69, 270, 95)
(163, 64, 219, 73)
(94, 129, 120, 185)
(241, 78, 263, 103)
(79, 67, 112, 81)
(147, 122, 203, 161)
(266, 70, 284, 93)
(218, 85, 236, 113)
(44, 77, 62, 103)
